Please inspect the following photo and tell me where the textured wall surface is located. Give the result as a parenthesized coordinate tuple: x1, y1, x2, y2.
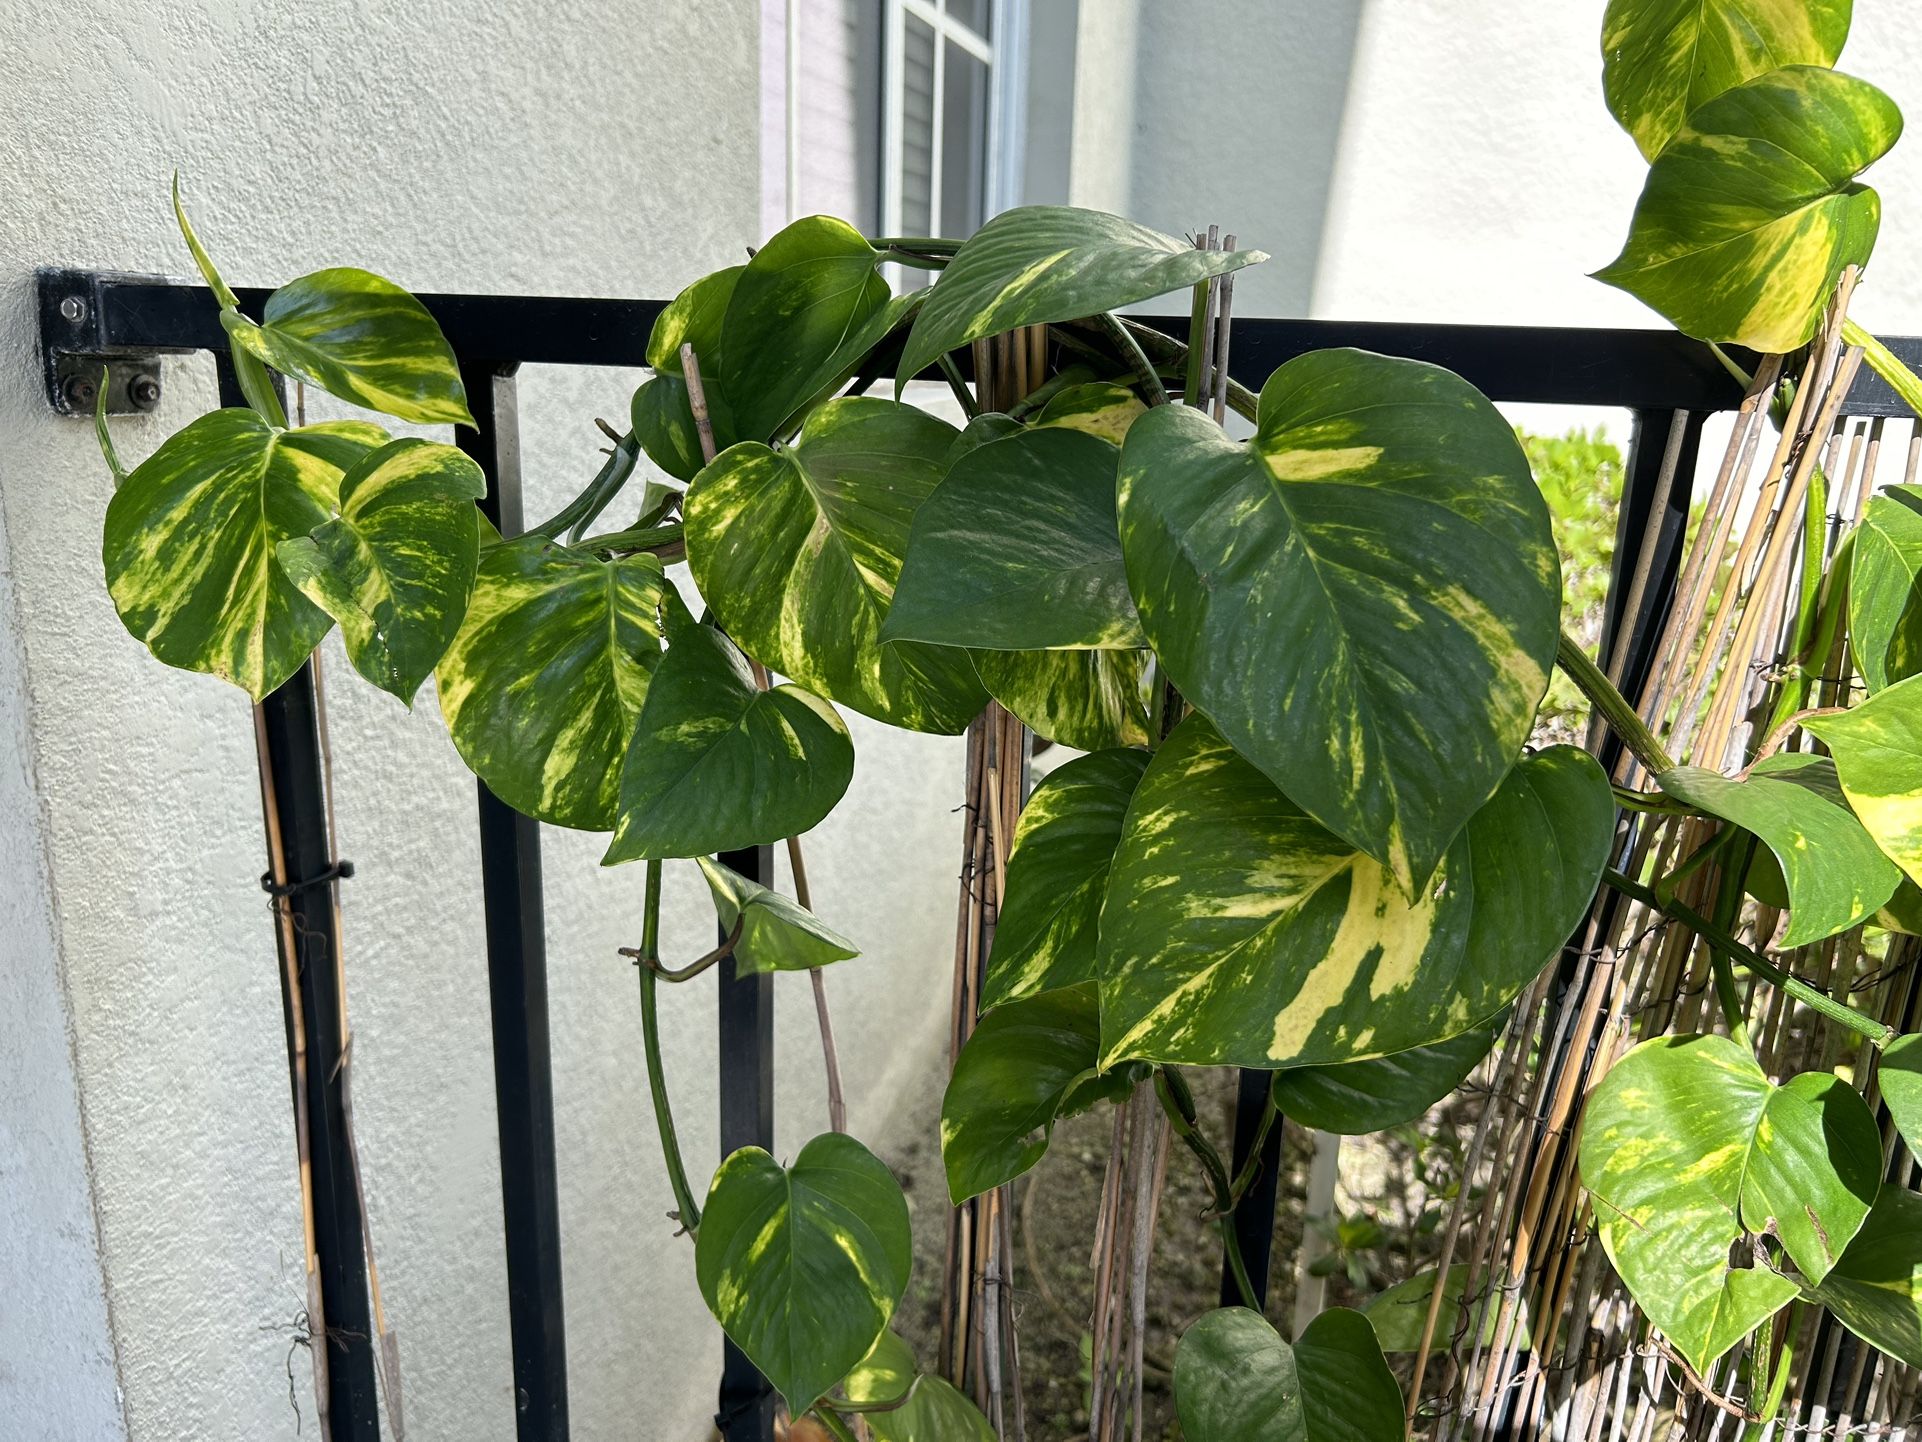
(0, 3, 962, 1439)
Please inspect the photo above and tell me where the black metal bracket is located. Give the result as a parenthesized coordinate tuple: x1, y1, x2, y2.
(36, 268, 181, 416)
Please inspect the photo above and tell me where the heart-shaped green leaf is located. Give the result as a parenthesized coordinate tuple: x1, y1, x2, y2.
(1851, 484, 1922, 694)
(1271, 1014, 1505, 1136)
(1118, 348, 1558, 895)
(1581, 1034, 1882, 1374)
(1098, 716, 1610, 1069)
(685, 396, 988, 733)
(275, 438, 486, 704)
(696, 856, 859, 976)
(1595, 67, 1901, 353)
(1658, 756, 1900, 947)
(973, 648, 1151, 753)
(225, 268, 473, 426)
(631, 266, 743, 482)
(103, 408, 387, 701)
(886, 426, 1142, 650)
(1600, 0, 1853, 160)
(984, 748, 1150, 1009)
(602, 615, 853, 863)
(1810, 1184, 1922, 1368)
(941, 983, 1139, 1204)
(897, 206, 1266, 385)
(1878, 1034, 1922, 1153)
(1806, 675, 1922, 886)
(695, 1132, 912, 1414)
(435, 538, 665, 829)
(1173, 1306, 1404, 1442)
(842, 1332, 995, 1441)
(1363, 1265, 1528, 1354)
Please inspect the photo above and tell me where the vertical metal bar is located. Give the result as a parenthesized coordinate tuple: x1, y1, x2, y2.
(715, 842, 777, 1442)
(457, 360, 571, 1439)
(222, 355, 382, 1439)
(1220, 1068, 1284, 1310)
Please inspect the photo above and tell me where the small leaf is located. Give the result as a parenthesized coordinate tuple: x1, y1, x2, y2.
(602, 618, 853, 863)
(1806, 675, 1922, 887)
(1032, 380, 1147, 444)
(1581, 1034, 1882, 1374)
(695, 1133, 912, 1414)
(898, 206, 1265, 386)
(226, 268, 474, 425)
(1851, 484, 1922, 693)
(1364, 1265, 1529, 1354)
(631, 267, 742, 482)
(940, 983, 1139, 1204)
(103, 409, 387, 701)
(275, 438, 486, 704)
(435, 538, 665, 829)
(1600, 0, 1853, 160)
(1658, 755, 1899, 947)
(696, 856, 859, 976)
(1118, 348, 1559, 894)
(1595, 67, 1901, 353)
(1173, 1306, 1404, 1442)
(886, 426, 1142, 650)
(1097, 717, 1612, 1069)
(1271, 1015, 1505, 1135)
(1810, 1184, 1922, 1368)
(973, 648, 1151, 753)
(842, 1332, 996, 1442)
(685, 396, 988, 732)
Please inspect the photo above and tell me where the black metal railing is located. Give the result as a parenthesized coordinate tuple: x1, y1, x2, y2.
(42, 267, 1920, 1441)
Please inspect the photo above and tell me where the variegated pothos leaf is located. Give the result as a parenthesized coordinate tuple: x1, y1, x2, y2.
(973, 648, 1152, 753)
(1851, 484, 1922, 693)
(631, 266, 743, 482)
(1806, 675, 1922, 887)
(695, 855, 859, 976)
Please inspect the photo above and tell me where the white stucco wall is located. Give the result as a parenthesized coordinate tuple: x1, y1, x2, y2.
(0, 4, 964, 1439)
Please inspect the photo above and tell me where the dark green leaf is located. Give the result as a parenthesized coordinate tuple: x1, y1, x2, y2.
(1271, 1015, 1505, 1135)
(1364, 1265, 1528, 1353)
(1851, 484, 1922, 694)
(973, 648, 1151, 753)
(631, 267, 743, 482)
(696, 856, 859, 976)
(1810, 1184, 1922, 1368)
(1173, 1306, 1404, 1442)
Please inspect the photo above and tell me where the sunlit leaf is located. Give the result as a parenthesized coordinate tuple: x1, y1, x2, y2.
(1173, 1306, 1403, 1442)
(1032, 380, 1148, 445)
(842, 1332, 995, 1441)
(1364, 1264, 1528, 1354)
(1878, 1034, 1922, 1154)
(1807, 675, 1922, 886)
(631, 266, 742, 482)
(695, 856, 859, 976)
(973, 648, 1151, 753)
(1852, 484, 1922, 693)
(1271, 1014, 1505, 1135)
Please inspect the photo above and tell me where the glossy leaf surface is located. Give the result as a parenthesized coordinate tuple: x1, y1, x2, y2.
(1118, 348, 1558, 894)
(631, 266, 742, 482)
(1852, 484, 1922, 693)
(1172, 1306, 1403, 1442)
(973, 648, 1151, 753)
(898, 206, 1265, 385)
(1807, 675, 1922, 886)
(1098, 717, 1610, 1068)
(436, 538, 665, 829)
(103, 408, 386, 701)
(685, 396, 988, 732)
(1581, 1034, 1881, 1373)
(843, 1332, 995, 1441)
(1032, 380, 1148, 444)
(1270, 1015, 1504, 1136)
(276, 438, 485, 703)
(1601, 0, 1852, 159)
(695, 1132, 911, 1413)
(1595, 67, 1901, 352)
(1810, 1184, 1922, 1368)
(1879, 1033, 1922, 1153)
(696, 856, 859, 976)
(226, 268, 473, 425)
(603, 617, 853, 862)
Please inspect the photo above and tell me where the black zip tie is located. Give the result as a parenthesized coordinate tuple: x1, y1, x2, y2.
(260, 859, 355, 898)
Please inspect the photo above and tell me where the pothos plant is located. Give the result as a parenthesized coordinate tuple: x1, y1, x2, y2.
(89, 3, 1922, 1434)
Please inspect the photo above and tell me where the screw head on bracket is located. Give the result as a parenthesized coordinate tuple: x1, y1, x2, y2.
(129, 375, 161, 410)
(63, 373, 99, 410)
(59, 295, 88, 325)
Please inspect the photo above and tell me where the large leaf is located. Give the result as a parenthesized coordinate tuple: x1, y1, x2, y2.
(1852, 484, 1922, 694)
(1810, 1185, 1922, 1368)
(695, 856, 859, 976)
(1595, 67, 1901, 353)
(102, 408, 386, 701)
(1271, 1014, 1505, 1136)
(1658, 755, 1899, 947)
(602, 616, 853, 863)
(225, 268, 473, 425)
(631, 266, 743, 482)
(897, 206, 1266, 385)
(1600, 0, 1853, 160)
(1097, 717, 1611, 1069)
(941, 984, 1138, 1204)
(275, 438, 485, 704)
(983, 748, 1151, 1009)
(435, 538, 665, 829)
(885, 426, 1142, 650)
(1118, 348, 1558, 895)
(973, 648, 1152, 753)
(1364, 1265, 1528, 1354)
(1172, 1307, 1404, 1442)
(1581, 1034, 1882, 1374)
(695, 1132, 912, 1414)
(842, 1332, 995, 1441)
(684, 396, 988, 732)
(1806, 675, 1922, 886)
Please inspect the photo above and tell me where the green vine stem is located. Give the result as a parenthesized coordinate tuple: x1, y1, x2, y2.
(1603, 868, 1895, 1046)
(1555, 630, 1676, 774)
(1154, 1067, 1261, 1309)
(1094, 310, 1170, 407)
(635, 859, 706, 1235)
(1843, 317, 1922, 416)
(810, 1405, 862, 1441)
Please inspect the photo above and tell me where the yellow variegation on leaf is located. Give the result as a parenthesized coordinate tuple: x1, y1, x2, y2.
(1807, 673, 1922, 886)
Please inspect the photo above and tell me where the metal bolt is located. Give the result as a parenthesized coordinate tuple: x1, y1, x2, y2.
(129, 375, 162, 410)
(59, 295, 87, 324)
(63, 373, 98, 410)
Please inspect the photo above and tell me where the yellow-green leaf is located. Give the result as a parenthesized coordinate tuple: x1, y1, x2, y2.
(1270, 1015, 1504, 1135)
(1851, 484, 1922, 693)
(631, 266, 743, 482)
(1806, 675, 1922, 886)
(1032, 380, 1147, 444)
(973, 648, 1151, 753)
(695, 856, 859, 976)
(842, 1332, 996, 1442)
